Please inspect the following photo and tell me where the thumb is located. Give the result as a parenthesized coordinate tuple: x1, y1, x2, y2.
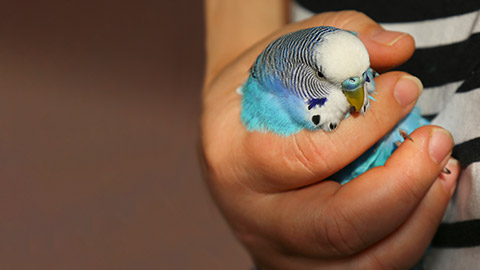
(259, 126, 456, 258)
(320, 126, 455, 255)
(291, 11, 415, 71)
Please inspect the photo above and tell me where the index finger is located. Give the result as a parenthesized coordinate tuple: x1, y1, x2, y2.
(243, 71, 422, 192)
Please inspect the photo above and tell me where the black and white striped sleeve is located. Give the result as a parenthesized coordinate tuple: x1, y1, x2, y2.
(292, 1, 480, 269)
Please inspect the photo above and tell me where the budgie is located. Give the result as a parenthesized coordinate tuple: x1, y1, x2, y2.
(239, 26, 429, 184)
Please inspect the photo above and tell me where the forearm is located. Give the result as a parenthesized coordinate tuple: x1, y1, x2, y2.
(204, 0, 289, 84)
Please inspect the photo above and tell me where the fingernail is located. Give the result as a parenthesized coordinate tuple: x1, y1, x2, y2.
(371, 29, 408, 46)
(394, 76, 423, 107)
(429, 128, 453, 164)
(440, 158, 459, 195)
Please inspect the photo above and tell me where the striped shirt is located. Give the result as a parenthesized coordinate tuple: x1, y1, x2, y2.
(293, 1, 480, 269)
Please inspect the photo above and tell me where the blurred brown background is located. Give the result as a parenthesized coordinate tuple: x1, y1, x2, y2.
(0, 1, 251, 269)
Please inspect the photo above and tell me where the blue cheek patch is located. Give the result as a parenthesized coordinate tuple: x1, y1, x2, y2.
(307, 98, 327, 110)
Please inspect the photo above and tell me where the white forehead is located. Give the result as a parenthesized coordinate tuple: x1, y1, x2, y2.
(314, 31, 370, 83)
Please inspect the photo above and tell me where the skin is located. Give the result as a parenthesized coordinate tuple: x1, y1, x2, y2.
(202, 2, 460, 269)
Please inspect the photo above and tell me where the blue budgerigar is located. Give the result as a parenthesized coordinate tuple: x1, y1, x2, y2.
(240, 26, 378, 135)
(239, 26, 430, 184)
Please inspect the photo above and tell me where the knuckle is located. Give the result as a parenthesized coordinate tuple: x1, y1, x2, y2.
(392, 172, 426, 206)
(288, 134, 320, 174)
(335, 10, 372, 28)
(201, 129, 226, 173)
(317, 206, 367, 257)
(291, 133, 339, 178)
(369, 101, 393, 133)
(262, 133, 333, 179)
(200, 141, 228, 186)
(200, 126, 243, 190)
(364, 252, 392, 270)
(341, 10, 368, 19)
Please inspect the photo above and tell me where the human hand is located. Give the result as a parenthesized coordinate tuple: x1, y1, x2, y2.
(201, 11, 460, 269)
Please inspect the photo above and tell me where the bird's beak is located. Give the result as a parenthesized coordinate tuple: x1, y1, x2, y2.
(342, 76, 366, 112)
(343, 85, 365, 112)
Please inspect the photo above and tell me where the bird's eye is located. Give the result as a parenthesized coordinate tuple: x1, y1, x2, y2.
(342, 77, 361, 90)
(317, 70, 325, 79)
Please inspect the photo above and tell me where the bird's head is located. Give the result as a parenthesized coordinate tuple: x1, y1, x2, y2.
(313, 30, 370, 112)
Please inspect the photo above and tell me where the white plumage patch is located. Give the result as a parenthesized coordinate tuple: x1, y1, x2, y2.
(307, 89, 350, 131)
(314, 31, 370, 84)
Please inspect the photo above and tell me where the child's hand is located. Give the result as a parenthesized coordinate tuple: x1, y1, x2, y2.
(201, 11, 460, 269)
